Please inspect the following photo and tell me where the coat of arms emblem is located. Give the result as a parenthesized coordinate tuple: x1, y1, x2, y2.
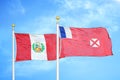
(32, 42, 45, 53)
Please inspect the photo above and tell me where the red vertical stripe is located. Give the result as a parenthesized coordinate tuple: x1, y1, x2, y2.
(15, 33, 31, 61)
(45, 34, 65, 60)
(44, 34, 56, 60)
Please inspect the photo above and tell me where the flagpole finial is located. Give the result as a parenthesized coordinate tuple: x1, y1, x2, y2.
(56, 16, 60, 23)
(12, 24, 15, 30)
(12, 24, 15, 27)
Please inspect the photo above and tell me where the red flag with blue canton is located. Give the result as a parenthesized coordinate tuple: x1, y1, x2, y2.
(59, 26, 112, 57)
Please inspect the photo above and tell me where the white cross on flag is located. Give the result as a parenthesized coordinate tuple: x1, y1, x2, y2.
(90, 38, 100, 47)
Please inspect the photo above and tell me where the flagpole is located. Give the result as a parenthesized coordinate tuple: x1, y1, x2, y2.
(56, 16, 60, 80)
(12, 24, 15, 80)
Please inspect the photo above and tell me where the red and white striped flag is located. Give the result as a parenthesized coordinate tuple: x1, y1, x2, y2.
(15, 33, 64, 61)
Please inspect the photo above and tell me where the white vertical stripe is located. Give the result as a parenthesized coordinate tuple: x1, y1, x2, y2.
(64, 27, 72, 38)
(30, 34, 47, 60)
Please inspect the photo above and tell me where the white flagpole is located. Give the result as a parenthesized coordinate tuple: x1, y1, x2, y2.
(56, 16, 60, 80)
(12, 24, 15, 80)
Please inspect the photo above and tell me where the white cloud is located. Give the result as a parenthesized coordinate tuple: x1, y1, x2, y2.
(115, 0, 120, 3)
(55, 0, 95, 10)
(15, 0, 120, 35)
(8, 0, 25, 15)
(64, 0, 82, 10)
(84, 1, 93, 9)
(17, 0, 119, 33)
(55, 0, 80, 10)
(54, 0, 120, 31)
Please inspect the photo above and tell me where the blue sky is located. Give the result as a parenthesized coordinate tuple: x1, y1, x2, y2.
(0, 0, 120, 80)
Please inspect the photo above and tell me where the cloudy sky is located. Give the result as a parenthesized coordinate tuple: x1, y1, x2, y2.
(0, 0, 120, 80)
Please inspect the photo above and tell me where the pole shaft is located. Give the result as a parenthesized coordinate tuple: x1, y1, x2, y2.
(56, 16, 60, 80)
(56, 23, 59, 80)
(12, 25, 15, 80)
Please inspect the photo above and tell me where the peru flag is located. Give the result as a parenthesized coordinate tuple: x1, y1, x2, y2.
(60, 27, 112, 56)
(15, 33, 64, 61)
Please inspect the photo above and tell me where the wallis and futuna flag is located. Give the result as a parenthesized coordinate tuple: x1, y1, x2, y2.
(15, 33, 64, 61)
(59, 26, 112, 56)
